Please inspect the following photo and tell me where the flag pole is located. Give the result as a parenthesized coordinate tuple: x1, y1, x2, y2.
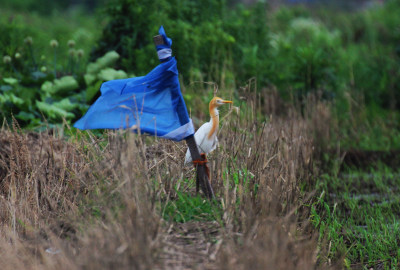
(186, 135, 215, 199)
(153, 34, 215, 199)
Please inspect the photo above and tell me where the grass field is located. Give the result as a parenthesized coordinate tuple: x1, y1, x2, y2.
(313, 160, 400, 269)
(0, 88, 322, 269)
(1, 88, 399, 269)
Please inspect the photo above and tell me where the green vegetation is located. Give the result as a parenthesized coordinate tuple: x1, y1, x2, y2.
(312, 166, 400, 268)
(1, 0, 399, 137)
(162, 192, 223, 223)
(91, 0, 269, 86)
(0, 8, 104, 127)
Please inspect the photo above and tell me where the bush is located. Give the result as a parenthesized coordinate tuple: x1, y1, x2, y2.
(1, 1, 400, 129)
(90, 0, 270, 85)
(313, 0, 400, 110)
(268, 17, 341, 99)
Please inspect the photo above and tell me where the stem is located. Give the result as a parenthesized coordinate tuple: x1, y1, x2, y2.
(10, 63, 21, 79)
(76, 58, 80, 75)
(28, 44, 37, 71)
(67, 56, 71, 75)
(71, 56, 75, 75)
(53, 48, 57, 78)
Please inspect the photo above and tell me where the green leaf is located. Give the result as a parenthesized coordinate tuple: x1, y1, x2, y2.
(41, 81, 54, 93)
(41, 76, 79, 95)
(86, 51, 120, 74)
(0, 85, 13, 92)
(8, 93, 24, 105)
(97, 68, 128, 81)
(36, 101, 74, 119)
(15, 111, 35, 121)
(3, 77, 18, 85)
(86, 80, 102, 103)
(53, 76, 79, 94)
(54, 98, 78, 111)
(84, 73, 96, 86)
(343, 258, 351, 269)
(31, 71, 47, 80)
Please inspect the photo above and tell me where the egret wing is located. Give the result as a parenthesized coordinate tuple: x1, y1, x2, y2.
(184, 121, 212, 165)
(195, 122, 213, 154)
(210, 136, 218, 152)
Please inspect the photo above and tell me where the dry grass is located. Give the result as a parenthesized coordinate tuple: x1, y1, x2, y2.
(212, 93, 319, 269)
(0, 124, 160, 269)
(0, 85, 333, 269)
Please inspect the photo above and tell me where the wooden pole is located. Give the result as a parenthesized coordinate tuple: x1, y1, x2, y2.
(185, 135, 215, 199)
(153, 34, 215, 199)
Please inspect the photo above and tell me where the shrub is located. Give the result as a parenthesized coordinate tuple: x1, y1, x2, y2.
(90, 0, 270, 85)
(268, 17, 341, 99)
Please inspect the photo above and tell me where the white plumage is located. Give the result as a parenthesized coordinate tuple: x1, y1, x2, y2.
(184, 118, 219, 165)
(184, 97, 232, 166)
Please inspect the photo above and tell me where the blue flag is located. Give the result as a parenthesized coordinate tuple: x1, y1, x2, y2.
(74, 26, 194, 141)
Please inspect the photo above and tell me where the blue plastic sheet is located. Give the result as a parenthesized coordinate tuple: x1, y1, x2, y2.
(74, 26, 194, 141)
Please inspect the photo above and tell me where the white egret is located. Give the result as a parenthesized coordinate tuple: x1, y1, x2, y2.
(184, 96, 232, 165)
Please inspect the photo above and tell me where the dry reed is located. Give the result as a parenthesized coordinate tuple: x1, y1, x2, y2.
(0, 84, 333, 269)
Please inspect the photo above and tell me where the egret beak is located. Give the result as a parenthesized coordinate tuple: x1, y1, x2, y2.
(222, 100, 233, 104)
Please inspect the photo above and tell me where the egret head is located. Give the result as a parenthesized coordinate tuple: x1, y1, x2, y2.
(209, 97, 233, 109)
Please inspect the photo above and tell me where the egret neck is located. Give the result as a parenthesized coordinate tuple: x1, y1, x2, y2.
(207, 97, 232, 139)
(208, 103, 219, 139)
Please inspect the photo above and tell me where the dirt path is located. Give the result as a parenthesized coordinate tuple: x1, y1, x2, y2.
(157, 221, 221, 270)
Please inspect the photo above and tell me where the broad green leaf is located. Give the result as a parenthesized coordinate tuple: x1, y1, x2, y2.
(84, 73, 96, 85)
(54, 98, 78, 111)
(8, 93, 24, 105)
(41, 76, 79, 95)
(53, 76, 79, 94)
(97, 68, 128, 81)
(41, 81, 54, 93)
(86, 51, 120, 74)
(15, 111, 35, 121)
(3, 77, 18, 85)
(36, 101, 74, 119)
(0, 85, 13, 92)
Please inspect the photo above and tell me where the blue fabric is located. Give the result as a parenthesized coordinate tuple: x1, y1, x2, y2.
(73, 26, 194, 141)
(156, 26, 172, 51)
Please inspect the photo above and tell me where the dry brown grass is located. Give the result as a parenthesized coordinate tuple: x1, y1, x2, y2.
(0, 86, 333, 269)
(0, 124, 160, 269)
(212, 95, 318, 269)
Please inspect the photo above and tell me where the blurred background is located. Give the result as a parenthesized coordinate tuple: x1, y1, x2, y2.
(0, 0, 399, 149)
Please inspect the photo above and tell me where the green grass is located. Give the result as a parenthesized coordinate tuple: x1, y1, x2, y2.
(312, 166, 400, 268)
(161, 169, 259, 224)
(338, 111, 400, 151)
(162, 191, 223, 223)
